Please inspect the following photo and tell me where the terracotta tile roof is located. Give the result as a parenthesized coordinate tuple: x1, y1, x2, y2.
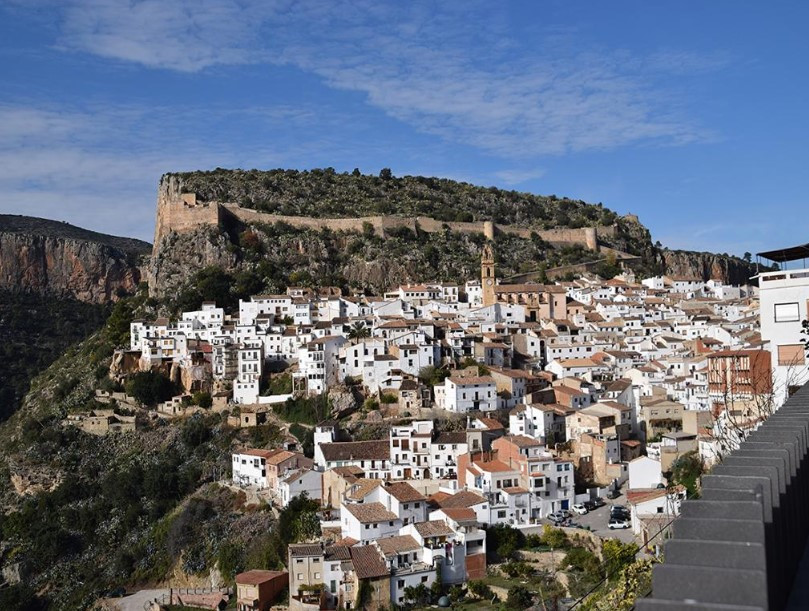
(470, 458, 513, 473)
(627, 485, 685, 506)
(427, 491, 451, 505)
(439, 507, 477, 524)
(320, 440, 390, 462)
(474, 417, 504, 430)
(437, 490, 487, 508)
(331, 465, 365, 478)
(415, 520, 455, 538)
(434, 432, 467, 445)
(350, 545, 389, 579)
(499, 434, 543, 448)
(242, 449, 274, 459)
(377, 535, 422, 557)
(327, 542, 356, 557)
(289, 543, 324, 557)
(384, 482, 426, 503)
(448, 375, 495, 385)
(343, 502, 398, 524)
(502, 486, 529, 494)
(347, 479, 382, 500)
(236, 570, 287, 585)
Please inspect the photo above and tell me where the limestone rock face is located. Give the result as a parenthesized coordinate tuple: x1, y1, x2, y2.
(660, 250, 759, 285)
(0, 215, 150, 303)
(147, 228, 239, 298)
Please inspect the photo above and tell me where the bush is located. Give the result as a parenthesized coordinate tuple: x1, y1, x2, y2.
(379, 393, 397, 404)
(501, 560, 534, 578)
(192, 391, 212, 408)
(541, 524, 569, 549)
(563, 546, 601, 574)
(125, 371, 177, 405)
(468, 580, 494, 600)
(506, 585, 533, 608)
(486, 524, 525, 562)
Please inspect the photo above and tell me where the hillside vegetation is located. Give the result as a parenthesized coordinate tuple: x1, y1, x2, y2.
(0, 288, 318, 610)
(171, 167, 621, 228)
(0, 291, 110, 422)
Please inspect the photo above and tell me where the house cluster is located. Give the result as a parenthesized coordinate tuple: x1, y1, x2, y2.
(128, 244, 809, 610)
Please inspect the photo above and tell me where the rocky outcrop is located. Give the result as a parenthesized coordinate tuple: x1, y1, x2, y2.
(0, 215, 150, 303)
(147, 227, 239, 298)
(660, 250, 758, 285)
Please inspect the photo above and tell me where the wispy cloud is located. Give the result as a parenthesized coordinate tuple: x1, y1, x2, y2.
(0, 101, 364, 240)
(493, 168, 546, 185)
(49, 0, 727, 157)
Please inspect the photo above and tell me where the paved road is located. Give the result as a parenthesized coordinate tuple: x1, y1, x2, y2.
(572, 493, 636, 544)
(111, 589, 167, 611)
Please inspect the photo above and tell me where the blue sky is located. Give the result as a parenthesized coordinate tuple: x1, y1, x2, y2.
(0, 1, 807, 255)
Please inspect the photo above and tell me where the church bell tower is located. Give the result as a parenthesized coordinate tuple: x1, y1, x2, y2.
(481, 243, 496, 307)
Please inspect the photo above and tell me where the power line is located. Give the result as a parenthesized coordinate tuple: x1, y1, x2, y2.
(566, 487, 694, 610)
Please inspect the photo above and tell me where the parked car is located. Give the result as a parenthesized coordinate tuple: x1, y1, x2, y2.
(582, 500, 597, 511)
(548, 511, 567, 524)
(607, 488, 621, 499)
(608, 517, 631, 529)
(572, 503, 589, 515)
(610, 505, 630, 518)
(592, 497, 606, 508)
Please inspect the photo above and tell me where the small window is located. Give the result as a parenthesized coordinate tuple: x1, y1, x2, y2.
(774, 302, 801, 323)
(778, 344, 806, 366)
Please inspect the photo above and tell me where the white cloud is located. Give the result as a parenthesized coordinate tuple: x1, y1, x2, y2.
(50, 0, 726, 157)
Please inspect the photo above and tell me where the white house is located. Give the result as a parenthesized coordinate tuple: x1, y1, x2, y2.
(434, 376, 497, 413)
(340, 501, 401, 544)
(757, 265, 809, 405)
(232, 449, 274, 488)
(628, 456, 663, 490)
(278, 468, 322, 508)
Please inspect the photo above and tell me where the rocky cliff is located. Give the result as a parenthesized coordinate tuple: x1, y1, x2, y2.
(660, 249, 759, 285)
(0, 215, 150, 303)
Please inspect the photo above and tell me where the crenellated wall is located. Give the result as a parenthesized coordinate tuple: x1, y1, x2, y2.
(153, 176, 613, 253)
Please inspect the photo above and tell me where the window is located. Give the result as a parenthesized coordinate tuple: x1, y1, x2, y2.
(314, 572, 321, 579)
(415, 502, 420, 508)
(398, 580, 405, 588)
(330, 580, 337, 593)
(497, 510, 506, 518)
(297, 573, 303, 580)
(774, 302, 801, 323)
(778, 344, 806, 366)
(296, 559, 303, 564)
(421, 576, 429, 583)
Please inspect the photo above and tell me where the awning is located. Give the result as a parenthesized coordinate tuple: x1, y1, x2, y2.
(757, 243, 809, 263)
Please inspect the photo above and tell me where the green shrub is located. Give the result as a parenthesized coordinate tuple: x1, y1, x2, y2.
(125, 371, 177, 405)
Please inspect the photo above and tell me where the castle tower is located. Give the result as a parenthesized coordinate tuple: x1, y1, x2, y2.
(481, 243, 496, 307)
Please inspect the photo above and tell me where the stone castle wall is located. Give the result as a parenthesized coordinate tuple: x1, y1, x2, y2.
(154, 177, 614, 253)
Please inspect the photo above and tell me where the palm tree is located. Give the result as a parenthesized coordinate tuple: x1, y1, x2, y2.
(348, 321, 370, 343)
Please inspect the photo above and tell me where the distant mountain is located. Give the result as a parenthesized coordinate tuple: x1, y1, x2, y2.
(0, 215, 150, 422)
(0, 214, 150, 303)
